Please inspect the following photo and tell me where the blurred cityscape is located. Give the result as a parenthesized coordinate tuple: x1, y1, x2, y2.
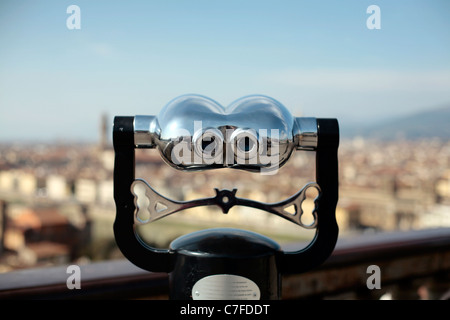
(0, 114, 450, 273)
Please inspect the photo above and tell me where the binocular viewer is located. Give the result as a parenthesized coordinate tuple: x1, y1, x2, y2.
(133, 95, 318, 174)
(113, 94, 339, 299)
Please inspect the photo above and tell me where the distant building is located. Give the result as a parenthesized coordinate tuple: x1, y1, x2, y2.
(436, 170, 450, 203)
(0, 170, 39, 196)
(99, 112, 109, 151)
(46, 174, 71, 200)
(1, 206, 90, 269)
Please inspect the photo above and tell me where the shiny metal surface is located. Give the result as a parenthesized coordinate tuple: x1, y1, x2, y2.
(132, 94, 318, 172)
(131, 178, 320, 229)
(134, 115, 159, 148)
(293, 117, 318, 150)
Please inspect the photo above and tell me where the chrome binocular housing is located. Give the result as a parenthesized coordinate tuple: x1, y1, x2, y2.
(134, 94, 318, 173)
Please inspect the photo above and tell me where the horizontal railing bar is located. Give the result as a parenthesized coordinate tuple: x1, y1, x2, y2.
(0, 228, 449, 299)
(0, 259, 169, 299)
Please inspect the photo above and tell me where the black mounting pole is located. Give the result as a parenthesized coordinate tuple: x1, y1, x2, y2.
(113, 116, 172, 273)
(280, 118, 339, 274)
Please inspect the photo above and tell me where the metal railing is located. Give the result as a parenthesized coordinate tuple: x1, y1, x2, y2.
(0, 227, 449, 300)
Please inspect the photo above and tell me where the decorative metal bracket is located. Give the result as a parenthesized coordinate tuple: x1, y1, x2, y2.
(132, 178, 320, 229)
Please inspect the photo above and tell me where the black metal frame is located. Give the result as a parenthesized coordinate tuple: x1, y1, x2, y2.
(113, 116, 339, 274)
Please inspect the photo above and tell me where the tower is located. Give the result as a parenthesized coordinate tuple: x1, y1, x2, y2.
(99, 113, 108, 150)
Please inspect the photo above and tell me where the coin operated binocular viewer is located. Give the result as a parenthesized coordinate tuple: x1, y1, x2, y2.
(113, 95, 339, 299)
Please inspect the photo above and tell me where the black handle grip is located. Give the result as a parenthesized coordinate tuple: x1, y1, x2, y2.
(280, 118, 339, 274)
(113, 116, 172, 272)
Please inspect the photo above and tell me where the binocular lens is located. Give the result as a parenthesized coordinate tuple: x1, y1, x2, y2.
(192, 128, 262, 164)
(193, 128, 224, 162)
(239, 136, 254, 153)
(201, 136, 217, 155)
(231, 129, 259, 162)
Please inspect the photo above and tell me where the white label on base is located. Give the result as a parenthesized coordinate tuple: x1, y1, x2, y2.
(192, 274, 260, 300)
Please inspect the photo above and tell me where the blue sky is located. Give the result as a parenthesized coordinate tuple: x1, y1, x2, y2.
(0, 0, 449, 141)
